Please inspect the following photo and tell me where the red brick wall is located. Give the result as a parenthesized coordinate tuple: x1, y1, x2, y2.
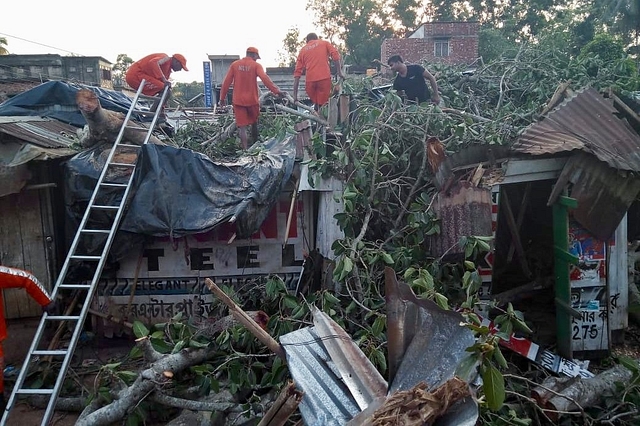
(381, 22, 479, 72)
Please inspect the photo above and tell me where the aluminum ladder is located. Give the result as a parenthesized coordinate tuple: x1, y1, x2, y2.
(0, 81, 170, 426)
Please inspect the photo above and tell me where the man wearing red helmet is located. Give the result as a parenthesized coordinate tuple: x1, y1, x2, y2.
(125, 53, 188, 125)
(125, 53, 188, 97)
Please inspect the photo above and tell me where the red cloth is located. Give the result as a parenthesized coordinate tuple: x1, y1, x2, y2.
(220, 56, 280, 107)
(294, 39, 341, 82)
(125, 53, 173, 96)
(0, 266, 52, 342)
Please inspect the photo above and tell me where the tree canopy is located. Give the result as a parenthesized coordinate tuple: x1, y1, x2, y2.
(0, 37, 8, 55)
(303, 0, 639, 68)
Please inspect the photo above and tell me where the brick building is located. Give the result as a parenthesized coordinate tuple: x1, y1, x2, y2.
(381, 21, 479, 71)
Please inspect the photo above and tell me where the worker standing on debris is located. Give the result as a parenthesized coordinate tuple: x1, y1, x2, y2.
(0, 266, 54, 408)
(125, 53, 188, 116)
(387, 55, 441, 106)
(219, 47, 282, 149)
(293, 33, 345, 111)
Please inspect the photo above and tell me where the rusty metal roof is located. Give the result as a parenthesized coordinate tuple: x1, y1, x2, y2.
(512, 87, 640, 171)
(0, 116, 79, 149)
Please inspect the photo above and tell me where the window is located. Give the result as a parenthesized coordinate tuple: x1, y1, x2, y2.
(434, 39, 450, 57)
(86, 67, 94, 73)
(69, 66, 77, 72)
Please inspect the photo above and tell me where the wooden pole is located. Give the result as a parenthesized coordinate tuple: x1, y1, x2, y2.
(204, 278, 286, 360)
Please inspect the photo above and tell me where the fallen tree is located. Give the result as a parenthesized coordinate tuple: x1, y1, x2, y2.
(75, 89, 164, 147)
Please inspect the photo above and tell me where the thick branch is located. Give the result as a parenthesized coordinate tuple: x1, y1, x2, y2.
(75, 345, 214, 426)
(151, 392, 241, 412)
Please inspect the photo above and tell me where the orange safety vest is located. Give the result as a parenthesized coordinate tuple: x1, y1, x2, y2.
(0, 266, 52, 341)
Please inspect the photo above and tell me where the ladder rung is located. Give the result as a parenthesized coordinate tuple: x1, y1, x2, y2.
(58, 284, 91, 289)
(116, 143, 141, 149)
(91, 205, 120, 210)
(108, 162, 136, 167)
(16, 389, 54, 395)
(69, 255, 101, 261)
(32, 350, 68, 356)
(100, 182, 128, 188)
(46, 315, 81, 321)
(80, 229, 110, 234)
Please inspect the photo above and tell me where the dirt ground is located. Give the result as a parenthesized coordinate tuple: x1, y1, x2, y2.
(4, 316, 640, 426)
(3, 317, 134, 426)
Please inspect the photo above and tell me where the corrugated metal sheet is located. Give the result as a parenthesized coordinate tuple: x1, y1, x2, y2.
(551, 152, 640, 240)
(0, 116, 79, 148)
(434, 144, 511, 191)
(280, 326, 361, 425)
(513, 87, 640, 171)
(431, 183, 493, 258)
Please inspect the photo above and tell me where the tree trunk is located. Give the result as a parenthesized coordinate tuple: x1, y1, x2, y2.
(75, 89, 162, 147)
(544, 365, 633, 421)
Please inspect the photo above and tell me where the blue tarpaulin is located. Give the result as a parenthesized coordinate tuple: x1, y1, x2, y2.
(0, 81, 142, 127)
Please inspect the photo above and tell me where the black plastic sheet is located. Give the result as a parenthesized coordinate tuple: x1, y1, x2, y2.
(64, 135, 296, 261)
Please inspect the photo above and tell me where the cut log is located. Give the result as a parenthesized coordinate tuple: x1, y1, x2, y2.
(75, 89, 163, 147)
(544, 365, 633, 421)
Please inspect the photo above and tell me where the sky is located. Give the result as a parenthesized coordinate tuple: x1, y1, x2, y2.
(1, 0, 317, 84)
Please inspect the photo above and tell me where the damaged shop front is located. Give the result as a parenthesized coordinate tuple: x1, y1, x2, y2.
(58, 134, 323, 327)
(430, 87, 640, 360)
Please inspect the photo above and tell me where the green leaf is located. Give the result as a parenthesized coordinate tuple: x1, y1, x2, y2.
(103, 362, 122, 371)
(482, 363, 505, 411)
(116, 370, 139, 384)
(189, 339, 210, 348)
(371, 315, 385, 336)
(323, 291, 341, 305)
(493, 346, 508, 369)
(380, 252, 394, 265)
(434, 293, 449, 309)
(151, 330, 165, 339)
(129, 346, 143, 359)
(150, 338, 173, 354)
(172, 340, 186, 354)
(477, 240, 491, 252)
(338, 256, 353, 281)
(618, 356, 640, 374)
(283, 295, 300, 309)
(132, 321, 149, 339)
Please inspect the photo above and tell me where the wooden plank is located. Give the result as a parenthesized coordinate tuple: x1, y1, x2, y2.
(16, 189, 48, 317)
(500, 190, 532, 278)
(0, 190, 47, 319)
(609, 215, 628, 332)
(0, 193, 24, 319)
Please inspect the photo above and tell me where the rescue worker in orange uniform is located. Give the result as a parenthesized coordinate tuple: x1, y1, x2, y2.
(219, 47, 282, 149)
(125, 53, 188, 120)
(125, 53, 189, 97)
(293, 33, 345, 110)
(0, 266, 54, 406)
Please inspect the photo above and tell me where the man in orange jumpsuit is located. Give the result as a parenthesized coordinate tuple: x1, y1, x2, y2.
(219, 47, 282, 149)
(0, 266, 53, 406)
(125, 53, 188, 118)
(293, 33, 345, 111)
